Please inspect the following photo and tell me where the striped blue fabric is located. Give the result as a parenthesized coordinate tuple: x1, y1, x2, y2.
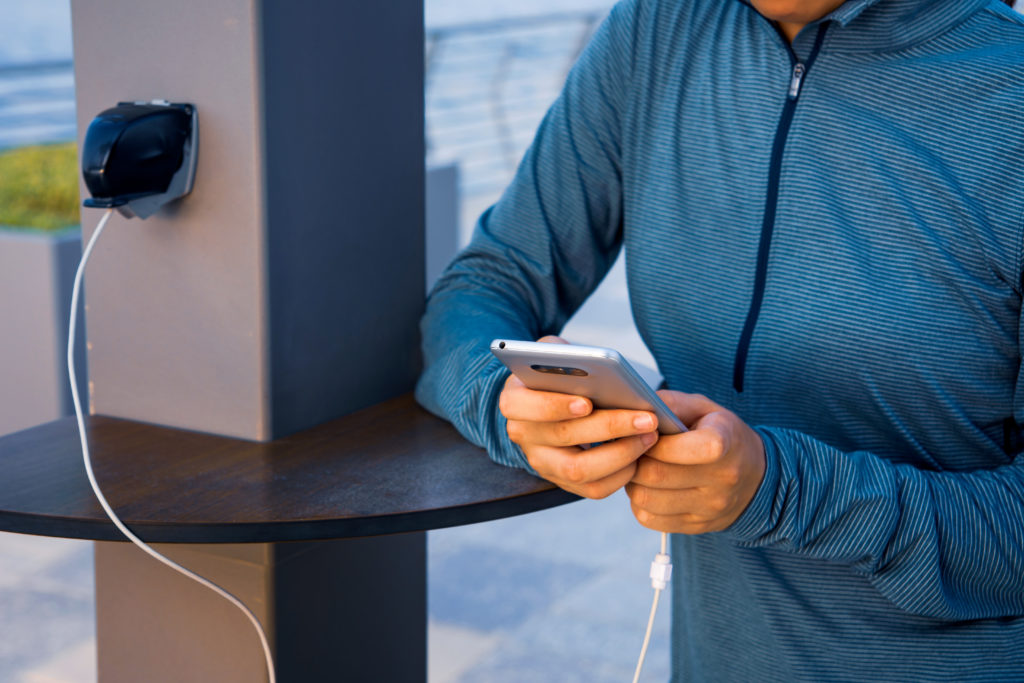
(416, 0, 1024, 679)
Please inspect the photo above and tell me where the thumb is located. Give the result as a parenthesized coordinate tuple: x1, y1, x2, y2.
(656, 390, 721, 427)
(537, 335, 569, 344)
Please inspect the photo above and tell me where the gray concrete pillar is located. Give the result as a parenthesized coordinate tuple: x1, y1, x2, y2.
(96, 535, 427, 683)
(0, 229, 86, 436)
(71, 2, 427, 680)
(72, 0, 424, 441)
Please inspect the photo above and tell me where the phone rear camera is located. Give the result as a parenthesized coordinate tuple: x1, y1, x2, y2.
(530, 364, 588, 377)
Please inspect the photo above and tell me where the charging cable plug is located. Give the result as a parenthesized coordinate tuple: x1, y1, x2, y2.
(632, 532, 670, 683)
(649, 552, 673, 591)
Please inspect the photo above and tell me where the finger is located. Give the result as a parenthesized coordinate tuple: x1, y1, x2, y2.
(657, 390, 722, 427)
(509, 408, 658, 448)
(626, 482, 728, 517)
(536, 335, 569, 344)
(572, 460, 639, 500)
(529, 433, 656, 486)
(629, 500, 727, 535)
(500, 374, 593, 422)
(630, 454, 717, 489)
(642, 416, 732, 466)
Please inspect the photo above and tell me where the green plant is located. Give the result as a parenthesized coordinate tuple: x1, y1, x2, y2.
(0, 142, 80, 231)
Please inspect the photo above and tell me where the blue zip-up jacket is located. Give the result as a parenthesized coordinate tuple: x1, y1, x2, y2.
(416, 0, 1024, 679)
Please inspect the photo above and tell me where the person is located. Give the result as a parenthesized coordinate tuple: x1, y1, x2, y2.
(416, 0, 1024, 679)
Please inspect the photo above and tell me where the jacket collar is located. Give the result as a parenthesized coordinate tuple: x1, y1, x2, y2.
(752, 0, 991, 53)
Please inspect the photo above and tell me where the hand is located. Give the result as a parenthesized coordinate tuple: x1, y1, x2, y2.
(626, 391, 765, 534)
(499, 336, 660, 499)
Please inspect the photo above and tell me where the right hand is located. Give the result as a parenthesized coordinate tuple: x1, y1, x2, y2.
(499, 336, 660, 499)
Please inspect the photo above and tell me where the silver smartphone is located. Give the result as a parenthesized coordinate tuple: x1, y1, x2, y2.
(490, 339, 686, 435)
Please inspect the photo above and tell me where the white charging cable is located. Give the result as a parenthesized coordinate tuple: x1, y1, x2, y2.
(632, 531, 671, 683)
(69, 208, 277, 683)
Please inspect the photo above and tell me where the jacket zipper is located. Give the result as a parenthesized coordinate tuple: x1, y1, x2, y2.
(732, 23, 829, 393)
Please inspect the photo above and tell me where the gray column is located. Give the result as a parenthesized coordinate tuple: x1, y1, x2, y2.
(96, 535, 427, 683)
(0, 229, 86, 436)
(72, 0, 424, 441)
(72, 2, 427, 680)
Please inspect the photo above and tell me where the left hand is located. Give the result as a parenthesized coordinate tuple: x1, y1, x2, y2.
(626, 391, 766, 534)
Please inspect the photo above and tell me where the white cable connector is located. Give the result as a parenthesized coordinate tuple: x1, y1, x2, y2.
(649, 552, 673, 590)
(70, 209, 276, 683)
(632, 531, 671, 683)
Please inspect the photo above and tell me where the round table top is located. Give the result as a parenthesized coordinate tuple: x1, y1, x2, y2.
(0, 394, 578, 543)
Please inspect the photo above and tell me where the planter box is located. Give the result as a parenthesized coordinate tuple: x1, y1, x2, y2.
(426, 162, 460, 290)
(0, 226, 87, 436)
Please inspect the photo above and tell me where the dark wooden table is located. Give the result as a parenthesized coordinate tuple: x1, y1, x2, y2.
(0, 393, 577, 543)
(0, 394, 578, 682)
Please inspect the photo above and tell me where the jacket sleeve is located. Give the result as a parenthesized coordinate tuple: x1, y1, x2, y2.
(414, 1, 641, 469)
(727, 423, 1024, 621)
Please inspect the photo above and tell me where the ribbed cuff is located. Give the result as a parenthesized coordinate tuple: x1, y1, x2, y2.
(493, 404, 538, 475)
(726, 425, 781, 542)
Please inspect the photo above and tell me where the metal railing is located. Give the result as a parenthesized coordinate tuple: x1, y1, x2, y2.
(425, 10, 606, 196)
(0, 60, 76, 151)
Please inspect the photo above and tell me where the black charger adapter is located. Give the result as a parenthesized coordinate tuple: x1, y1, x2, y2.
(81, 100, 198, 219)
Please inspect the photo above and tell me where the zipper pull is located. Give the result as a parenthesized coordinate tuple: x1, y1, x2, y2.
(788, 63, 806, 100)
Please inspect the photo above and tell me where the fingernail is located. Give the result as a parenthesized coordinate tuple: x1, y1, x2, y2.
(569, 398, 589, 416)
(633, 414, 654, 431)
(641, 432, 657, 447)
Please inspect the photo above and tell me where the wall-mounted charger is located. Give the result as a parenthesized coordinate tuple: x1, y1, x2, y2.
(81, 100, 198, 219)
